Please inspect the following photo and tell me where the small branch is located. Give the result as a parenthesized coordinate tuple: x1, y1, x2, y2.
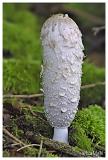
(92, 26, 105, 35)
(3, 127, 25, 146)
(3, 127, 41, 153)
(26, 132, 89, 157)
(38, 140, 43, 157)
(3, 82, 105, 99)
(3, 93, 43, 99)
(62, 8, 104, 25)
(17, 144, 40, 152)
(81, 82, 105, 89)
(11, 143, 21, 147)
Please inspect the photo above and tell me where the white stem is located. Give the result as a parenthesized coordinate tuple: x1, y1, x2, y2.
(53, 127, 68, 144)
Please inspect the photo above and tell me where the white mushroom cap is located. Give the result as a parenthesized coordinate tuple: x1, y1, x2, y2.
(41, 14, 84, 128)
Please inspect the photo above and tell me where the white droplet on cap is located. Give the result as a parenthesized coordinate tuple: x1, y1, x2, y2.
(61, 107, 67, 113)
(59, 92, 65, 97)
(49, 102, 56, 107)
(71, 98, 77, 102)
(65, 14, 68, 17)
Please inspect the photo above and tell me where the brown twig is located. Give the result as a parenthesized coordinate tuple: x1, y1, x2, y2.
(11, 143, 21, 147)
(81, 82, 105, 89)
(63, 7, 104, 25)
(38, 140, 43, 157)
(3, 127, 41, 153)
(26, 133, 91, 157)
(3, 93, 43, 99)
(92, 26, 105, 35)
(17, 144, 40, 152)
(3, 127, 25, 146)
(3, 82, 105, 99)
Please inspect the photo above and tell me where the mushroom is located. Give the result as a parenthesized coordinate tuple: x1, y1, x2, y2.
(41, 14, 84, 144)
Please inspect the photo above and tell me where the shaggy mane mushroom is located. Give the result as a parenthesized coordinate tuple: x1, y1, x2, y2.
(41, 14, 84, 144)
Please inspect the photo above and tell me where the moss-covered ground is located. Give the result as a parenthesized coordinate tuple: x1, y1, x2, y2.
(3, 98, 105, 157)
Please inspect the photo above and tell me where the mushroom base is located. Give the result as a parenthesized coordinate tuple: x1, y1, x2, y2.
(53, 127, 68, 144)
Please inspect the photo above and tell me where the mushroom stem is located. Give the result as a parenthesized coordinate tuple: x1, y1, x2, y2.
(53, 127, 68, 144)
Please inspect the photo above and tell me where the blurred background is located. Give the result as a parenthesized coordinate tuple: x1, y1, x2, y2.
(3, 3, 105, 157)
(3, 3, 105, 106)
(3, 3, 105, 65)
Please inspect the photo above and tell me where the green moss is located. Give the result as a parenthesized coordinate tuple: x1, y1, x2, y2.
(3, 4, 42, 61)
(5, 99, 53, 138)
(3, 20, 42, 61)
(21, 104, 53, 138)
(3, 3, 16, 21)
(31, 105, 44, 113)
(23, 147, 38, 157)
(3, 3, 29, 17)
(3, 144, 57, 157)
(11, 120, 24, 138)
(3, 4, 40, 33)
(41, 148, 58, 157)
(81, 61, 105, 106)
(3, 59, 41, 94)
(23, 147, 58, 157)
(3, 150, 10, 157)
(69, 123, 93, 152)
(23, 111, 52, 138)
(3, 98, 56, 157)
(82, 61, 105, 84)
(69, 105, 105, 152)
